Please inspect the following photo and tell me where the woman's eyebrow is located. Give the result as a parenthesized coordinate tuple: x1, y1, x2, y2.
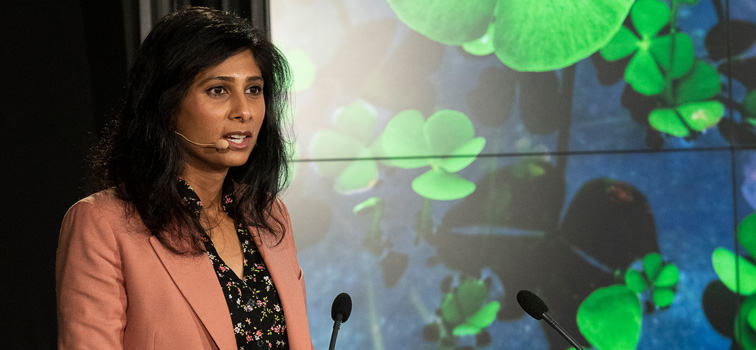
(198, 75, 263, 84)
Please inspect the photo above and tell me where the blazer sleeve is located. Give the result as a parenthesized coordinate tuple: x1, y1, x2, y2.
(56, 199, 127, 350)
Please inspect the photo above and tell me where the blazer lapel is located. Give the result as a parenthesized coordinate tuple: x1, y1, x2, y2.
(252, 231, 309, 349)
(150, 236, 237, 350)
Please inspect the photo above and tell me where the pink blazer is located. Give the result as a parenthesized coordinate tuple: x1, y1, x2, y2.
(56, 190, 313, 350)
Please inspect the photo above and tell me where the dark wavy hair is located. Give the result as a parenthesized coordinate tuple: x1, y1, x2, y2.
(89, 6, 291, 254)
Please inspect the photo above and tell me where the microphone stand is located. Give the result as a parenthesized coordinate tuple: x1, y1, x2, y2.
(542, 312, 584, 350)
(328, 313, 343, 350)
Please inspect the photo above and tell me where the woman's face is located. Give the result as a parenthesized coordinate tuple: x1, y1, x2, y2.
(175, 49, 265, 173)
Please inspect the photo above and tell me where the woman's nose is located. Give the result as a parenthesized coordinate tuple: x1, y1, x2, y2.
(229, 92, 253, 122)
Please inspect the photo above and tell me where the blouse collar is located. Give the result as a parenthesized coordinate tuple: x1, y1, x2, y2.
(177, 177, 236, 218)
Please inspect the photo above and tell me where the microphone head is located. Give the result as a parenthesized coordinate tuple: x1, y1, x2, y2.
(331, 292, 352, 323)
(214, 139, 230, 150)
(517, 290, 549, 320)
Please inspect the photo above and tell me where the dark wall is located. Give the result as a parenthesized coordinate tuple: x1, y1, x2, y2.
(0, 1, 125, 347)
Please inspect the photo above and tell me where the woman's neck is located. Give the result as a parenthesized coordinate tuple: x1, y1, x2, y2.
(181, 166, 228, 212)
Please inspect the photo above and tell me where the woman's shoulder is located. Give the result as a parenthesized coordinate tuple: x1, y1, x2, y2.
(70, 188, 123, 208)
(60, 188, 150, 248)
(64, 188, 131, 223)
(271, 197, 290, 217)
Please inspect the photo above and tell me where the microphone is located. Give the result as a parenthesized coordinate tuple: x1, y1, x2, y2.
(516, 290, 584, 350)
(328, 293, 352, 350)
(175, 131, 229, 150)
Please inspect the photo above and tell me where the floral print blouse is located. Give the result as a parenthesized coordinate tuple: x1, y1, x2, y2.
(178, 178, 288, 350)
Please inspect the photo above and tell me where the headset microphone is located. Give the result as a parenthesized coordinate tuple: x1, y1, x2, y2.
(175, 131, 229, 150)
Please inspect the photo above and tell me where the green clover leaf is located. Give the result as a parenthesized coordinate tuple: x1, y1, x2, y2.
(577, 285, 642, 350)
(465, 300, 500, 329)
(492, 0, 634, 71)
(333, 100, 378, 141)
(601, 0, 694, 95)
(712, 247, 756, 295)
(451, 324, 480, 337)
(353, 196, 381, 214)
(625, 50, 666, 95)
(285, 49, 317, 92)
(389, 0, 634, 71)
(674, 60, 722, 105)
(424, 110, 477, 155)
(452, 301, 501, 336)
(677, 101, 725, 131)
(310, 130, 365, 173)
(440, 278, 499, 336)
(387, 0, 497, 45)
(462, 22, 496, 56)
(643, 252, 663, 280)
(735, 295, 756, 349)
(310, 101, 380, 193)
(747, 304, 756, 332)
(600, 26, 639, 61)
(334, 151, 379, 193)
(625, 269, 648, 293)
(654, 264, 680, 287)
(747, 303, 756, 336)
(648, 108, 688, 137)
(648, 101, 724, 137)
(456, 278, 488, 316)
(649, 33, 695, 79)
(630, 0, 669, 37)
(441, 292, 463, 324)
(744, 91, 756, 118)
(381, 110, 430, 169)
(624, 252, 679, 307)
(740, 213, 756, 257)
(652, 287, 676, 308)
(412, 170, 476, 201)
(382, 109, 485, 200)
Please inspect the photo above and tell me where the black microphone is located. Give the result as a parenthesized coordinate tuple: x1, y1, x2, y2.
(328, 293, 352, 350)
(516, 290, 584, 350)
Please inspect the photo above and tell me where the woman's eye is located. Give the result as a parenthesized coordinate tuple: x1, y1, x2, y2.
(247, 86, 262, 95)
(207, 86, 226, 96)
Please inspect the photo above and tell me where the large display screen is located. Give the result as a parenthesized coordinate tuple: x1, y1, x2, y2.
(270, 0, 756, 348)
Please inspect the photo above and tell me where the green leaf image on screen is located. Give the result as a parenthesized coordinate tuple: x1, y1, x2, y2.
(387, 0, 634, 71)
(462, 22, 495, 56)
(711, 213, 756, 348)
(440, 278, 500, 336)
(644, 59, 723, 136)
(712, 213, 756, 296)
(648, 101, 724, 137)
(624, 252, 679, 308)
(673, 60, 721, 105)
(735, 294, 756, 350)
(381, 109, 486, 200)
(600, 0, 694, 96)
(712, 248, 756, 295)
(353, 196, 381, 214)
(577, 285, 642, 350)
(310, 101, 380, 193)
(352, 196, 387, 256)
(744, 91, 756, 124)
(285, 48, 316, 92)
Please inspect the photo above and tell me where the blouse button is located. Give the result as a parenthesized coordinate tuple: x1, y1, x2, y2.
(246, 299, 254, 308)
(256, 339, 265, 348)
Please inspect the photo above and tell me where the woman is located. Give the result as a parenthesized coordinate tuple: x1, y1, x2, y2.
(56, 7, 312, 350)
